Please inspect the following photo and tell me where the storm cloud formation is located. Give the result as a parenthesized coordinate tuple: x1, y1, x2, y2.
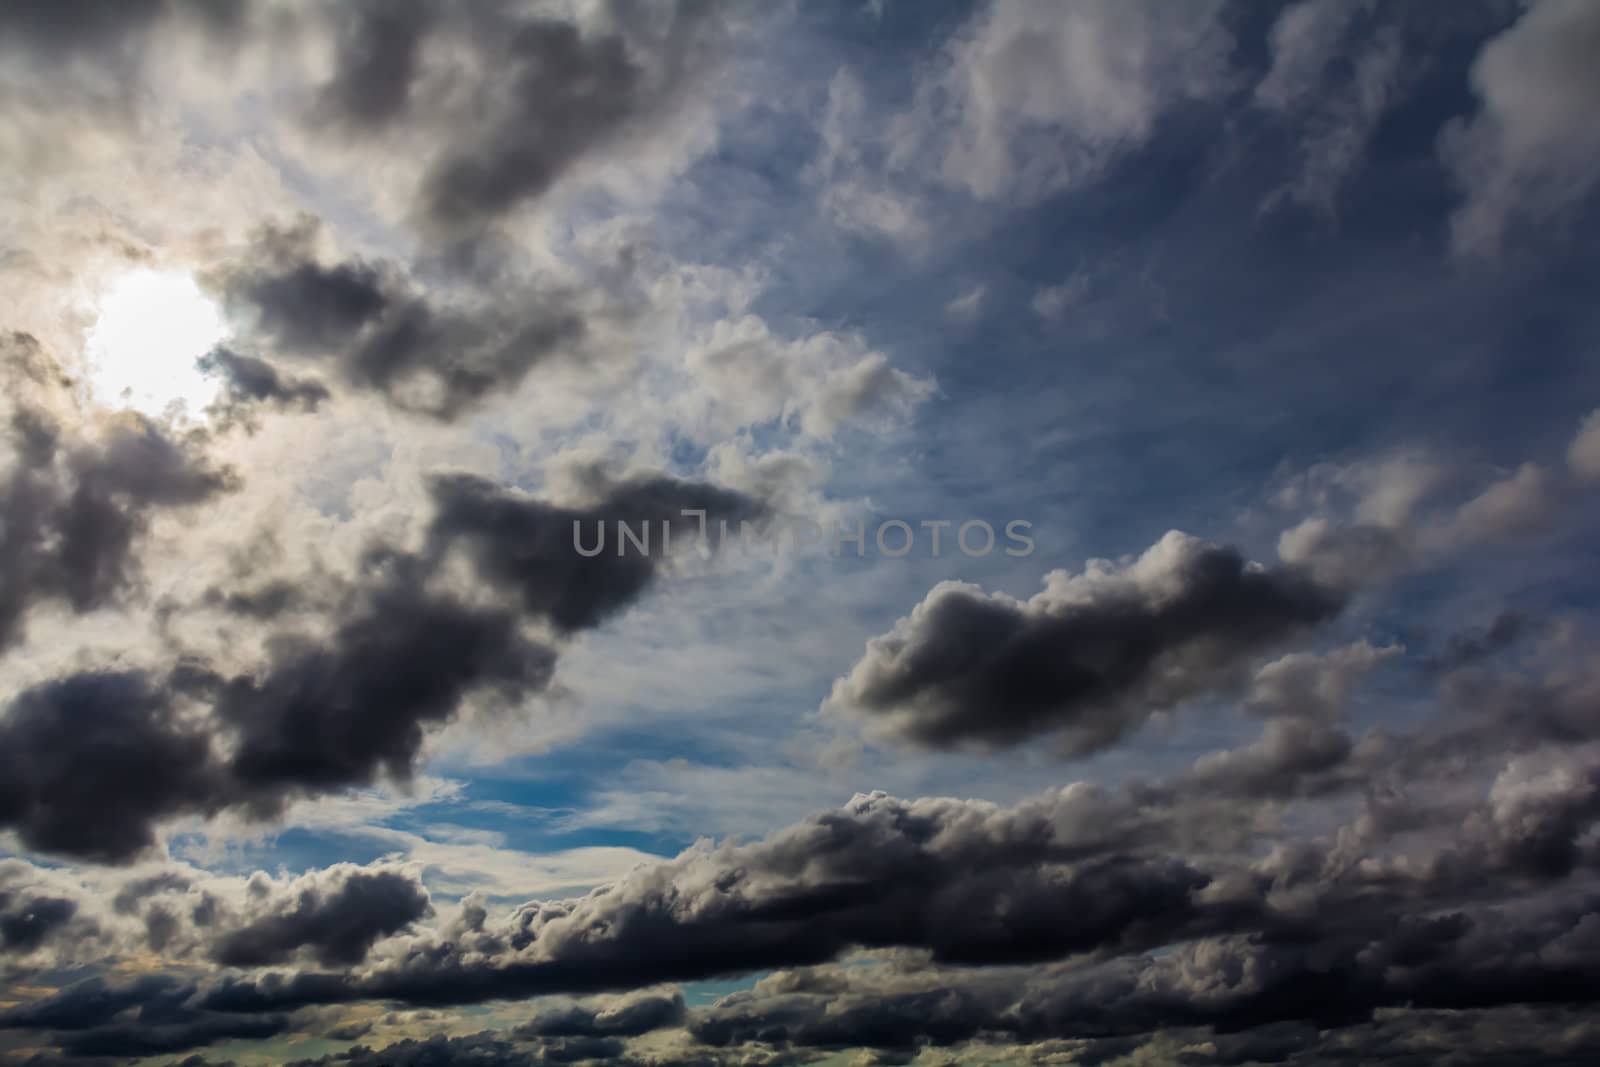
(3, 622, 1600, 1060)
(211, 867, 431, 968)
(831, 531, 1346, 753)
(0, 469, 761, 861)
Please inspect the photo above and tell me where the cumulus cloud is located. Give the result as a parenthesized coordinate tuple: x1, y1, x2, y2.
(678, 314, 935, 441)
(211, 866, 431, 968)
(828, 531, 1344, 753)
(0, 468, 763, 862)
(1275, 447, 1581, 589)
(1443, 0, 1600, 255)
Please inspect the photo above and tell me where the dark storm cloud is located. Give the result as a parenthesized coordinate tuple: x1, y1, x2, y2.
(212, 868, 431, 968)
(198, 348, 329, 414)
(10, 643, 1600, 1061)
(426, 470, 767, 633)
(0, 972, 291, 1059)
(285, 1033, 627, 1067)
(312, 0, 434, 131)
(412, 16, 647, 235)
(0, 888, 78, 954)
(215, 220, 586, 419)
(687, 891, 1600, 1059)
(0, 562, 551, 862)
(0, 671, 224, 863)
(149, 639, 1600, 1043)
(0, 334, 236, 650)
(189, 790, 1216, 1011)
(831, 531, 1345, 753)
(210, 552, 557, 799)
(513, 989, 686, 1040)
(0, 458, 760, 861)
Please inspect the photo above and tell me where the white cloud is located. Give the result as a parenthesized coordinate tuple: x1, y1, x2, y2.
(1569, 409, 1600, 482)
(944, 284, 986, 323)
(1031, 273, 1090, 320)
(1443, 0, 1600, 256)
(926, 0, 1234, 202)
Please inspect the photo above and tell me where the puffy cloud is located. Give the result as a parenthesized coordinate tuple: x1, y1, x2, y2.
(919, 0, 1233, 202)
(679, 315, 935, 442)
(1244, 640, 1402, 721)
(0, 671, 225, 863)
(1443, 0, 1600, 255)
(212, 866, 431, 968)
(828, 531, 1344, 753)
(0, 467, 763, 862)
(514, 988, 686, 1040)
(425, 469, 765, 634)
(6, 633, 1600, 1058)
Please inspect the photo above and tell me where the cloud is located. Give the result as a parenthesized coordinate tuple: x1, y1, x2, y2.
(0, 333, 236, 650)
(0, 467, 763, 862)
(0, 671, 225, 863)
(514, 988, 686, 1040)
(8, 630, 1600, 1057)
(213, 219, 587, 420)
(920, 0, 1234, 202)
(1274, 446, 1583, 589)
(1443, 0, 1600, 255)
(425, 468, 765, 634)
(1254, 2, 1404, 218)
(211, 866, 431, 968)
(809, 0, 1234, 243)
(1030, 273, 1089, 320)
(828, 531, 1344, 753)
(1570, 408, 1600, 482)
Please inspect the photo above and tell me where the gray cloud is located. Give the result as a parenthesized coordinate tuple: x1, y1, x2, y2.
(212, 867, 431, 969)
(829, 531, 1345, 753)
(1444, 0, 1600, 255)
(213, 219, 586, 420)
(0, 467, 762, 862)
(1, 333, 236, 650)
(197, 347, 330, 417)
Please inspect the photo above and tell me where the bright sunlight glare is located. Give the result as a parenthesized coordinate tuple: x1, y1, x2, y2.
(85, 270, 227, 418)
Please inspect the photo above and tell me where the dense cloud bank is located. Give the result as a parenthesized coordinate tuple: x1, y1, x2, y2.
(6, 613, 1596, 1058)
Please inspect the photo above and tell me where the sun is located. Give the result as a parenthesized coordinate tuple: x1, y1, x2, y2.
(85, 269, 228, 418)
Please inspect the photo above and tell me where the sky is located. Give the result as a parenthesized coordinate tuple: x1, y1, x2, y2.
(3, 0, 1600, 1065)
